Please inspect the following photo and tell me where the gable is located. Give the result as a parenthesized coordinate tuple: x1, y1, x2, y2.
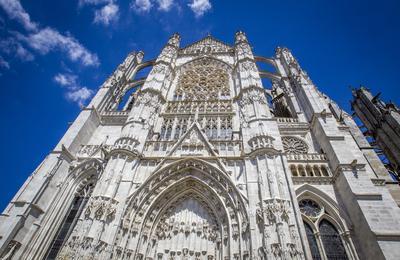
(167, 122, 218, 157)
(179, 36, 233, 55)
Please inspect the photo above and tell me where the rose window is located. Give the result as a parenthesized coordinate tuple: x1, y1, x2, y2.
(176, 58, 229, 101)
(282, 136, 308, 154)
(299, 199, 322, 218)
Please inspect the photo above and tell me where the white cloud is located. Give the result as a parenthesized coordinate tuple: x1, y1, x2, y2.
(19, 27, 99, 66)
(65, 87, 93, 105)
(157, 0, 173, 11)
(0, 37, 34, 61)
(0, 55, 10, 69)
(54, 73, 77, 86)
(0, 0, 100, 67)
(0, 0, 37, 31)
(132, 0, 152, 13)
(188, 0, 211, 17)
(79, 0, 119, 26)
(94, 2, 119, 25)
(54, 73, 94, 106)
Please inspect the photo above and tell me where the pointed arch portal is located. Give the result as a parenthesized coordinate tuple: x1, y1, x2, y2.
(120, 158, 250, 260)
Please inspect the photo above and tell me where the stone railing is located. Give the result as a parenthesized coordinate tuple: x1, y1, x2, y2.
(143, 139, 242, 156)
(248, 134, 275, 152)
(276, 117, 299, 123)
(112, 137, 139, 155)
(286, 153, 332, 183)
(77, 144, 112, 158)
(101, 110, 129, 125)
(286, 153, 327, 162)
(102, 111, 130, 116)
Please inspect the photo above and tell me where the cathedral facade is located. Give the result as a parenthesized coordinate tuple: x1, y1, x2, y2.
(1, 32, 400, 260)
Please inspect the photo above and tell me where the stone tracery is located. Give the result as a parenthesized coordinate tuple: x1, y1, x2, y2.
(175, 58, 230, 101)
(282, 136, 309, 154)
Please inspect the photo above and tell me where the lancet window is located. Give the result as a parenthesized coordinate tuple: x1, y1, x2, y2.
(45, 183, 94, 260)
(299, 199, 350, 260)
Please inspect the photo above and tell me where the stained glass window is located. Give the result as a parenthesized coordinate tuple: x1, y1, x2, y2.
(304, 221, 322, 260)
(45, 184, 93, 259)
(319, 220, 348, 260)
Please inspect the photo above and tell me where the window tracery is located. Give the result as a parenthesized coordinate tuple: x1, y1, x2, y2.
(175, 58, 230, 101)
(299, 199, 322, 218)
(298, 198, 351, 260)
(282, 136, 308, 154)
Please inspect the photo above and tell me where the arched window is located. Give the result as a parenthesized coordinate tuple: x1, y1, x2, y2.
(306, 165, 314, 176)
(290, 165, 298, 176)
(298, 165, 306, 177)
(319, 220, 348, 260)
(298, 198, 352, 260)
(313, 165, 322, 176)
(321, 166, 330, 176)
(304, 221, 322, 260)
(45, 183, 94, 259)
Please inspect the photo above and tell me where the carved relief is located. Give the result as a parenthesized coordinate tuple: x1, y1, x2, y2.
(84, 196, 119, 221)
(119, 159, 250, 259)
(0, 240, 21, 260)
(257, 198, 291, 225)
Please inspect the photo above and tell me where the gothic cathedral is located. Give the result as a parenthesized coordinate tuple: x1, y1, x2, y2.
(1, 32, 400, 260)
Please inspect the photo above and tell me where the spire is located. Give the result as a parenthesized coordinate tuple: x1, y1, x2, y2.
(167, 33, 181, 48)
(235, 30, 248, 44)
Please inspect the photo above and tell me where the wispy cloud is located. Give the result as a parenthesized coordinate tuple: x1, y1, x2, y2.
(188, 0, 211, 17)
(54, 73, 94, 106)
(0, 37, 34, 61)
(0, 0, 99, 67)
(16, 28, 99, 66)
(0, 55, 10, 69)
(0, 0, 37, 31)
(132, 0, 153, 13)
(94, 2, 119, 25)
(79, 0, 111, 6)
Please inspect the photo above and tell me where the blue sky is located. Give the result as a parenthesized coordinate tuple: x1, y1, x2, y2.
(0, 0, 399, 211)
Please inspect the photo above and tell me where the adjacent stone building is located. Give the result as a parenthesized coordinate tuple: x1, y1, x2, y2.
(1, 32, 400, 260)
(351, 88, 400, 178)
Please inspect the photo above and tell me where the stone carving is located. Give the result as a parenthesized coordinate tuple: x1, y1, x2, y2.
(77, 144, 112, 158)
(237, 87, 267, 106)
(248, 134, 275, 152)
(240, 60, 257, 72)
(112, 137, 140, 156)
(0, 240, 21, 260)
(282, 136, 308, 154)
(258, 199, 291, 225)
(119, 159, 250, 259)
(84, 196, 119, 221)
